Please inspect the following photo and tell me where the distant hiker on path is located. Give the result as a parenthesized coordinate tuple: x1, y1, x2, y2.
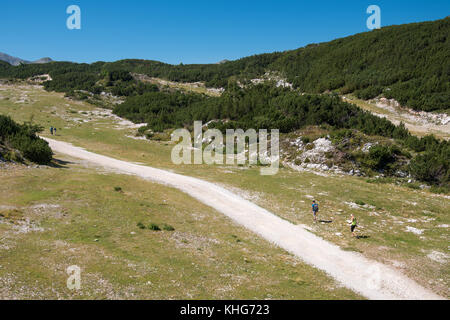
(350, 214, 357, 237)
(50, 126, 54, 135)
(53, 127, 57, 135)
(312, 200, 319, 223)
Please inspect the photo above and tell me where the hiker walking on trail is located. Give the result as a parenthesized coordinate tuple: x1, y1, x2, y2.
(312, 200, 319, 223)
(50, 126, 54, 135)
(53, 127, 57, 135)
(350, 214, 357, 237)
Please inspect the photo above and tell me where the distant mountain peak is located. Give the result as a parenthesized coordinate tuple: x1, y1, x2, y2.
(33, 57, 53, 64)
(0, 52, 53, 66)
(0, 52, 26, 66)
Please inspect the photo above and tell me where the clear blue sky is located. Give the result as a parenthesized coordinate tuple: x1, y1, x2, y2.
(1, 0, 449, 64)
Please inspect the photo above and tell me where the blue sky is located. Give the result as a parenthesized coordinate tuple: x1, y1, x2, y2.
(1, 0, 449, 64)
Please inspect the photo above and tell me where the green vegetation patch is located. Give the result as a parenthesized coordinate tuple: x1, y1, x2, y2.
(0, 115, 52, 164)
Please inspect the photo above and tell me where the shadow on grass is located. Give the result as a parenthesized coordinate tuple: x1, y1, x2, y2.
(49, 158, 74, 169)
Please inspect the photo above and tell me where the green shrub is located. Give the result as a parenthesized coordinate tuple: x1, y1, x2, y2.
(148, 223, 161, 231)
(162, 224, 175, 231)
(10, 135, 52, 164)
(137, 222, 146, 229)
(364, 145, 396, 171)
(0, 115, 52, 164)
(409, 152, 448, 187)
(114, 186, 122, 192)
(0, 115, 20, 136)
(301, 136, 310, 144)
(355, 86, 383, 100)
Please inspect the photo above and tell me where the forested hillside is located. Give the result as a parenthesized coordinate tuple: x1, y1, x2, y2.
(109, 17, 450, 112)
(271, 17, 450, 112)
(0, 17, 448, 111)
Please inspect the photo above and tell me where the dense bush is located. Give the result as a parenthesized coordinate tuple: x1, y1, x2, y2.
(109, 81, 159, 97)
(137, 222, 146, 229)
(107, 70, 133, 82)
(44, 72, 100, 92)
(355, 86, 384, 100)
(409, 150, 449, 187)
(115, 84, 411, 136)
(162, 224, 175, 231)
(114, 90, 212, 131)
(363, 145, 396, 171)
(148, 223, 161, 231)
(10, 134, 53, 164)
(0, 115, 52, 164)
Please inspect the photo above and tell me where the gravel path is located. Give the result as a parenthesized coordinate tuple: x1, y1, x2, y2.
(44, 137, 443, 300)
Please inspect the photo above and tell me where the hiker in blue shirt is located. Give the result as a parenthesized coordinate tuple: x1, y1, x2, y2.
(312, 200, 319, 223)
(50, 126, 54, 135)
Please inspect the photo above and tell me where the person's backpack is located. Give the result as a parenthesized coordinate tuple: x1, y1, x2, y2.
(312, 203, 319, 212)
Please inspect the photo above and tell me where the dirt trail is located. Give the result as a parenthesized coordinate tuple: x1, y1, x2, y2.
(44, 137, 444, 300)
(342, 96, 450, 140)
